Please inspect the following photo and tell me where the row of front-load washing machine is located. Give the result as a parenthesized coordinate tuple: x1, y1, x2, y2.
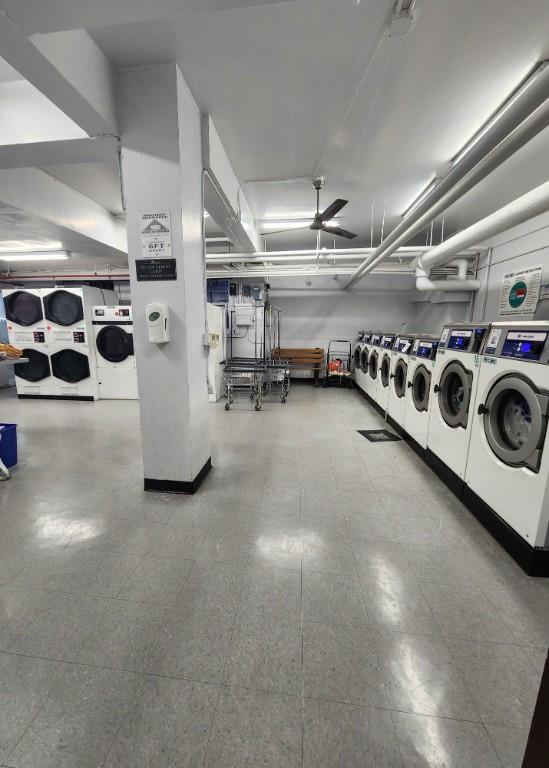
(2, 287, 138, 401)
(354, 322, 549, 575)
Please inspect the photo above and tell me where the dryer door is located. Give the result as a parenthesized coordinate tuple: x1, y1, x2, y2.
(380, 354, 391, 388)
(4, 291, 43, 326)
(96, 326, 134, 363)
(44, 290, 84, 326)
(412, 364, 431, 412)
(437, 361, 473, 428)
(15, 349, 50, 381)
(360, 347, 369, 373)
(481, 375, 548, 472)
(369, 350, 378, 380)
(394, 359, 407, 398)
(353, 346, 361, 369)
(51, 349, 90, 382)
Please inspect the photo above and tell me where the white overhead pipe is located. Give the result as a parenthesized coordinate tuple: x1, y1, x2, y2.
(415, 260, 481, 292)
(419, 179, 549, 272)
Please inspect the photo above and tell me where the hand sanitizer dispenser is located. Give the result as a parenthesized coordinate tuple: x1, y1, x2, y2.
(146, 303, 170, 343)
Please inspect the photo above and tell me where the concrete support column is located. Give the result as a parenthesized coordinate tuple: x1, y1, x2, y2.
(118, 63, 211, 493)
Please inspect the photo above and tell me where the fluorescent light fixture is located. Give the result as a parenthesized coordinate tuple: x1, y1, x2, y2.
(204, 211, 210, 218)
(0, 250, 70, 262)
(402, 61, 549, 220)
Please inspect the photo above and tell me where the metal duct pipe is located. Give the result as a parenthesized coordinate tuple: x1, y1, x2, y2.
(415, 262, 481, 292)
(419, 179, 549, 271)
(342, 61, 549, 289)
(205, 246, 433, 261)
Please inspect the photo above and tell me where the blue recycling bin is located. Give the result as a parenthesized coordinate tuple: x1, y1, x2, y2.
(0, 423, 17, 468)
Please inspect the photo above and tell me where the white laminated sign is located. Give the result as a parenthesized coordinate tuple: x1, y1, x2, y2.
(140, 211, 172, 259)
(499, 265, 542, 316)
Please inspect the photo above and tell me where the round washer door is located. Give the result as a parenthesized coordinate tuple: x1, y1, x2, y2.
(44, 290, 84, 326)
(353, 346, 361, 368)
(360, 347, 369, 373)
(96, 326, 134, 363)
(4, 291, 43, 326)
(482, 375, 548, 472)
(369, 350, 378, 380)
(51, 349, 90, 383)
(380, 354, 391, 388)
(412, 365, 431, 412)
(15, 349, 50, 382)
(437, 361, 473, 428)
(394, 359, 407, 398)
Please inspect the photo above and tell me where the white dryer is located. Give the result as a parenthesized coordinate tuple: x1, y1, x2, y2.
(365, 332, 382, 401)
(42, 287, 115, 345)
(376, 333, 397, 412)
(46, 343, 99, 400)
(403, 335, 439, 448)
(2, 288, 52, 397)
(464, 323, 549, 563)
(387, 333, 416, 428)
(426, 323, 490, 480)
(92, 306, 138, 400)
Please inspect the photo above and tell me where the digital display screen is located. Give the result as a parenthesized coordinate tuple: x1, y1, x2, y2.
(381, 336, 395, 348)
(417, 343, 433, 359)
(119, 308, 130, 317)
(371, 335, 381, 345)
(448, 332, 471, 350)
(501, 332, 547, 361)
(95, 309, 104, 317)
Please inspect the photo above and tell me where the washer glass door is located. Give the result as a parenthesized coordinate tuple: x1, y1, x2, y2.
(369, 351, 378, 380)
(51, 349, 90, 383)
(394, 359, 407, 398)
(438, 361, 473, 428)
(412, 365, 431, 412)
(360, 348, 369, 373)
(380, 354, 390, 388)
(354, 346, 361, 369)
(5, 291, 43, 326)
(96, 326, 133, 363)
(483, 375, 548, 472)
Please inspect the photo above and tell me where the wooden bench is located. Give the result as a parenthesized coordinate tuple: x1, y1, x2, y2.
(274, 347, 325, 386)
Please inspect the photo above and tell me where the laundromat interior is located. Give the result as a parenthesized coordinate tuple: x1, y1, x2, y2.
(2, 2, 549, 766)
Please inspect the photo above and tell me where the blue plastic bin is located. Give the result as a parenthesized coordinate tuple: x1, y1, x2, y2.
(0, 423, 17, 468)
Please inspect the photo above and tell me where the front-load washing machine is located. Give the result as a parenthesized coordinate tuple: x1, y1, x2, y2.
(426, 323, 490, 482)
(42, 287, 115, 345)
(353, 340, 365, 390)
(365, 332, 382, 402)
(92, 306, 138, 400)
(464, 323, 549, 570)
(387, 333, 416, 428)
(376, 333, 397, 412)
(403, 335, 439, 448)
(358, 332, 372, 393)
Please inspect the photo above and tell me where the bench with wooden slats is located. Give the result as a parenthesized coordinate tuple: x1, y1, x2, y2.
(274, 347, 324, 385)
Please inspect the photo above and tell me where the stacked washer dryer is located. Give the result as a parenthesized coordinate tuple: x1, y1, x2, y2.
(2, 288, 53, 397)
(365, 332, 382, 402)
(376, 333, 397, 412)
(387, 333, 416, 429)
(92, 306, 138, 400)
(403, 335, 439, 448)
(426, 323, 490, 489)
(42, 287, 115, 400)
(464, 322, 549, 574)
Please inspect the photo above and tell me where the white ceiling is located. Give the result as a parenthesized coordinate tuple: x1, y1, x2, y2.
(1, 0, 549, 262)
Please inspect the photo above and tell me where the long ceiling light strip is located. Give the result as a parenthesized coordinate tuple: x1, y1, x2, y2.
(0, 251, 70, 262)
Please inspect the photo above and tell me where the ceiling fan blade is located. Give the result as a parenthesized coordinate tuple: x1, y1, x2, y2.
(320, 224, 357, 239)
(262, 226, 311, 236)
(318, 198, 348, 222)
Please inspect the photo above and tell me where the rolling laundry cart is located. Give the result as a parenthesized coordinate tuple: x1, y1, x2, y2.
(324, 340, 353, 387)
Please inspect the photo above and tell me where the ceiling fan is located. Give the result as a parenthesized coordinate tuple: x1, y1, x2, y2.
(262, 177, 357, 239)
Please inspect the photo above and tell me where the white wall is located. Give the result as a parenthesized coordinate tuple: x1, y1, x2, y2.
(473, 211, 549, 322)
(412, 296, 470, 335)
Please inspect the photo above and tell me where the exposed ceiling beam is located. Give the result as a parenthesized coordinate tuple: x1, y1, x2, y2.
(0, 14, 117, 135)
(0, 0, 296, 34)
(0, 136, 119, 170)
(0, 167, 127, 254)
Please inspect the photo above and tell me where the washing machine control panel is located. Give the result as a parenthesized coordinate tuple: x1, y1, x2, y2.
(73, 331, 86, 344)
(482, 325, 549, 363)
(380, 335, 396, 349)
(33, 331, 46, 343)
(371, 334, 382, 346)
(415, 339, 439, 360)
(440, 326, 487, 353)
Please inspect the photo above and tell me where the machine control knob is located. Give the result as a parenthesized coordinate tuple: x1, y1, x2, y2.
(433, 384, 441, 393)
(477, 404, 489, 415)
(390, 373, 395, 379)
(407, 382, 412, 388)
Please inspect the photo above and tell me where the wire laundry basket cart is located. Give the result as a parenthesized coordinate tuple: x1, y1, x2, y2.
(265, 359, 291, 403)
(223, 358, 266, 411)
(324, 340, 353, 387)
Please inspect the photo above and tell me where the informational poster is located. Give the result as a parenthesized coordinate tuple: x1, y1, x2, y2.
(140, 211, 172, 259)
(498, 265, 542, 316)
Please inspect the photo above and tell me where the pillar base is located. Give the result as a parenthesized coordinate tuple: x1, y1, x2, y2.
(144, 457, 212, 495)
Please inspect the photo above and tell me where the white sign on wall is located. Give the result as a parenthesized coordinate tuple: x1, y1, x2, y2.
(140, 211, 172, 259)
(498, 265, 542, 316)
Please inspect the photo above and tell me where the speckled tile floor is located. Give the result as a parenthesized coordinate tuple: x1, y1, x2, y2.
(0, 384, 546, 767)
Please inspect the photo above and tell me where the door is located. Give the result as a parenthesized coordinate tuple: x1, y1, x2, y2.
(436, 361, 473, 428)
(480, 374, 548, 472)
(360, 347, 369, 373)
(380, 354, 391, 388)
(4, 291, 43, 326)
(393, 359, 407, 398)
(44, 290, 84, 326)
(353, 346, 361, 369)
(15, 349, 50, 381)
(51, 349, 90, 382)
(96, 326, 134, 364)
(411, 365, 431, 412)
(369, 350, 378, 380)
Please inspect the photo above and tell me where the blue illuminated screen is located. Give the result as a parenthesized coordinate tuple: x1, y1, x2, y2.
(501, 335, 546, 361)
(417, 344, 433, 358)
(448, 334, 470, 350)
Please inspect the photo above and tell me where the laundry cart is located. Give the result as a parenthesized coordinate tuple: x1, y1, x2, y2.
(324, 340, 353, 387)
(223, 358, 266, 411)
(265, 359, 291, 403)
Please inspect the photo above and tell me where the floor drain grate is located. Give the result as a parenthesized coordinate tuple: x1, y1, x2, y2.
(357, 429, 401, 442)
